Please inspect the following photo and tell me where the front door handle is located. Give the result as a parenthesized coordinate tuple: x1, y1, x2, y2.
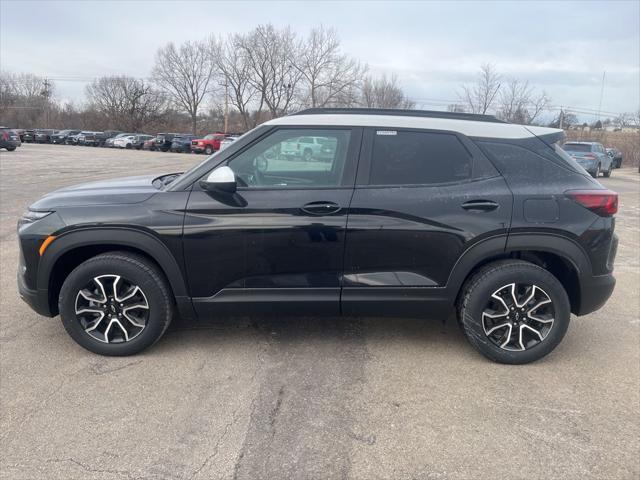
(461, 200, 499, 212)
(300, 201, 341, 215)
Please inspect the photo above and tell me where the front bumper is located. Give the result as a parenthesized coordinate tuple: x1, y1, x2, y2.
(17, 263, 53, 317)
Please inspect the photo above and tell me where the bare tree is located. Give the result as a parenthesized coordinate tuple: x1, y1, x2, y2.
(360, 74, 414, 109)
(0, 71, 55, 127)
(152, 39, 217, 134)
(498, 79, 550, 124)
(460, 63, 501, 114)
(86, 76, 166, 131)
(216, 34, 261, 130)
(296, 26, 365, 108)
(240, 24, 303, 118)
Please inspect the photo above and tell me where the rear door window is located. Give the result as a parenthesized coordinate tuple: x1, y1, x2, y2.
(368, 130, 473, 185)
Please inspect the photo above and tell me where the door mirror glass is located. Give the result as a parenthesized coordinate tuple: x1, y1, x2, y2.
(200, 166, 237, 193)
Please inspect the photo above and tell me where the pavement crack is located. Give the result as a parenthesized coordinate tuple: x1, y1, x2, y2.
(46, 457, 137, 480)
(89, 360, 143, 375)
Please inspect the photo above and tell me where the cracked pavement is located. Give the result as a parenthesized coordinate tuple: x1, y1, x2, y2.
(1, 145, 638, 479)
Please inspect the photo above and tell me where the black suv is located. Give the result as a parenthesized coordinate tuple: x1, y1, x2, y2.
(17, 108, 618, 363)
(170, 134, 196, 153)
(155, 133, 182, 152)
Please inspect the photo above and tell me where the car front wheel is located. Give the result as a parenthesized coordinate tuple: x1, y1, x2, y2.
(458, 260, 570, 364)
(59, 252, 173, 355)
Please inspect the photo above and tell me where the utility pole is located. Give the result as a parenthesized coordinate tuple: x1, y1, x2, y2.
(559, 107, 564, 130)
(223, 78, 229, 134)
(597, 71, 606, 121)
(42, 78, 52, 128)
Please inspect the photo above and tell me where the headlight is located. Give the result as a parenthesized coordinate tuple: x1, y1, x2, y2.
(18, 210, 53, 226)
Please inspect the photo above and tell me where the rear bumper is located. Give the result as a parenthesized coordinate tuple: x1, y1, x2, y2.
(577, 273, 616, 316)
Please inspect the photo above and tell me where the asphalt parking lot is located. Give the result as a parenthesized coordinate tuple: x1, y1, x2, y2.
(1, 144, 638, 480)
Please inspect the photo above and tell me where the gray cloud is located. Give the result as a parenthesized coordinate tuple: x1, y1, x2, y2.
(1, 0, 638, 117)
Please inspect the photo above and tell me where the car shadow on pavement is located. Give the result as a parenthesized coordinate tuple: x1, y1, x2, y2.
(152, 313, 469, 355)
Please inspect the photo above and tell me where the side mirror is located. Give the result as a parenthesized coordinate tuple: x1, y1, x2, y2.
(200, 166, 237, 194)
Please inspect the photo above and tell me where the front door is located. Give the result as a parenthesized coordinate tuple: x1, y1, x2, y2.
(182, 127, 362, 318)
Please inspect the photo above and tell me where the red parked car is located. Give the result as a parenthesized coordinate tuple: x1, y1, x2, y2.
(191, 133, 227, 155)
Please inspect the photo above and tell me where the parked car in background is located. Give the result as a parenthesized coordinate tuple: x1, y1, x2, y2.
(13, 129, 26, 142)
(143, 137, 157, 151)
(22, 130, 36, 143)
(131, 134, 154, 150)
(155, 133, 181, 152)
(113, 135, 136, 149)
(35, 129, 57, 143)
(104, 133, 133, 148)
(191, 133, 227, 155)
(281, 135, 337, 162)
(561, 141, 613, 178)
(219, 135, 239, 151)
(606, 147, 623, 168)
(51, 130, 81, 144)
(98, 131, 122, 147)
(0, 127, 21, 151)
(83, 132, 105, 147)
(66, 132, 83, 145)
(170, 134, 196, 153)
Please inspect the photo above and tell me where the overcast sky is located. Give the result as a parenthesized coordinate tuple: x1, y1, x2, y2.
(1, 0, 638, 120)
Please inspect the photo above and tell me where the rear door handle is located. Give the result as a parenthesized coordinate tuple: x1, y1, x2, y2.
(461, 200, 499, 212)
(300, 201, 342, 215)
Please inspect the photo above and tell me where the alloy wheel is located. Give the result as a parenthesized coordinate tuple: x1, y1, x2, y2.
(74, 274, 149, 343)
(482, 283, 555, 351)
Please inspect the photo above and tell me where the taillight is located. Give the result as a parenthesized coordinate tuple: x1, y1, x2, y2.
(567, 189, 618, 216)
(1, 131, 8, 140)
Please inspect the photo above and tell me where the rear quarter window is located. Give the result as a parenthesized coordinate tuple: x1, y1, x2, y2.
(477, 140, 586, 179)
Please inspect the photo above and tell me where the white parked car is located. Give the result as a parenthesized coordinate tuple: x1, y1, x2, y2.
(219, 136, 239, 150)
(113, 135, 136, 149)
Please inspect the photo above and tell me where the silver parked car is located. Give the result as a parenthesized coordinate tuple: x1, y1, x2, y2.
(562, 141, 613, 178)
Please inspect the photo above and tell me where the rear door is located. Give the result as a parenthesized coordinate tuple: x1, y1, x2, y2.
(342, 127, 512, 317)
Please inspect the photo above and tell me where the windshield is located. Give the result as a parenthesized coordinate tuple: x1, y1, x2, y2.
(563, 143, 591, 152)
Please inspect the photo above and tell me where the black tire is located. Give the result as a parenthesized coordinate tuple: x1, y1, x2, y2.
(59, 252, 173, 356)
(458, 260, 570, 364)
(603, 163, 612, 178)
(591, 164, 600, 178)
(204, 145, 213, 155)
(6, 146, 16, 151)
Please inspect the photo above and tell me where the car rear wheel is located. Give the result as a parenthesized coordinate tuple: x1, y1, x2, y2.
(458, 260, 570, 364)
(303, 148, 313, 161)
(205, 145, 213, 155)
(6, 146, 16, 151)
(603, 163, 613, 178)
(59, 252, 173, 356)
(591, 164, 600, 178)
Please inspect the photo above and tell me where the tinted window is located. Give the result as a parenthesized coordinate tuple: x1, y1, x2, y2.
(478, 141, 581, 179)
(563, 143, 591, 152)
(228, 129, 351, 188)
(369, 130, 472, 185)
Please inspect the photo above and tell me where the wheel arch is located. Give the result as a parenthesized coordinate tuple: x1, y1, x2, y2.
(447, 233, 590, 314)
(39, 228, 190, 317)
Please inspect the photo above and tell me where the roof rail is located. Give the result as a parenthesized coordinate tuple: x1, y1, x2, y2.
(291, 107, 505, 124)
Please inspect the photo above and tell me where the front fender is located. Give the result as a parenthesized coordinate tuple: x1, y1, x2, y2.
(38, 226, 191, 316)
